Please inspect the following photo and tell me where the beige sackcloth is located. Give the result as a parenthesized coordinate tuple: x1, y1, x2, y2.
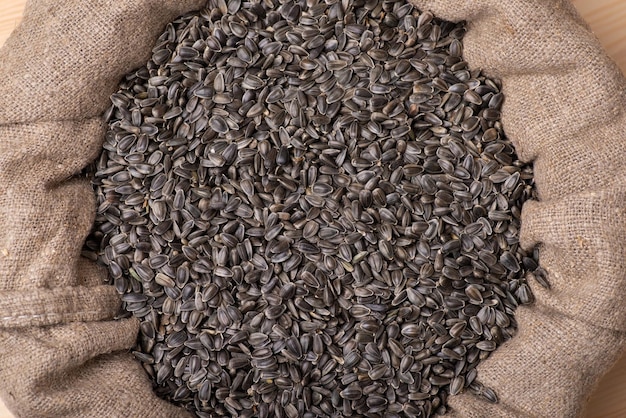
(0, 0, 624, 417)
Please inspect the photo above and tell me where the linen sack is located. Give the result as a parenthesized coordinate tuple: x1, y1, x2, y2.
(0, 0, 624, 417)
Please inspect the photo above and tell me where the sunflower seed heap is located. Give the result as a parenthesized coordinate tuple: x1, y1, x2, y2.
(85, 0, 543, 416)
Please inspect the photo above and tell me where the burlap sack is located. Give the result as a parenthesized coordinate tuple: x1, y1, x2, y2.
(0, 0, 624, 417)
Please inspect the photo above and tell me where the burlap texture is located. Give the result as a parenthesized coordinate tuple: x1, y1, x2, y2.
(0, 0, 624, 417)
(0, 1, 205, 417)
(408, 0, 626, 417)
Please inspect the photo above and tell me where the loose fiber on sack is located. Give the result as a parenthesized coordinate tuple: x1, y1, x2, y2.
(0, 1, 625, 418)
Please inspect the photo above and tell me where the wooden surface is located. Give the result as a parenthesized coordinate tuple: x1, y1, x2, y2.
(0, 0, 625, 417)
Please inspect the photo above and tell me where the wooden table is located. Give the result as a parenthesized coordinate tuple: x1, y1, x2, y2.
(0, 0, 625, 417)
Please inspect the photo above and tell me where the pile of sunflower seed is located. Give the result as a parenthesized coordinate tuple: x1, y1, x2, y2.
(85, 0, 544, 416)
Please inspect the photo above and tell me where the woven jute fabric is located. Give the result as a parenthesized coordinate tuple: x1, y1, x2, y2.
(409, 0, 626, 417)
(0, 0, 624, 417)
(0, 1, 204, 417)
